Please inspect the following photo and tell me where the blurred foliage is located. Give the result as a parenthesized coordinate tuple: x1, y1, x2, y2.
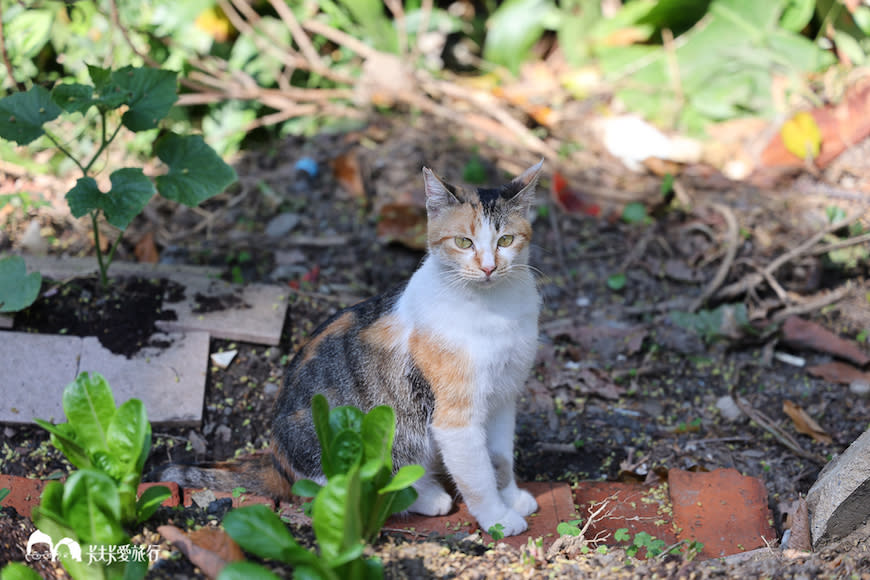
(1, 0, 867, 155)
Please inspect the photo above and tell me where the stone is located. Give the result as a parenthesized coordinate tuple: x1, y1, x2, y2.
(806, 428, 870, 547)
(264, 212, 301, 238)
(0, 332, 83, 424)
(79, 331, 210, 426)
(210, 349, 237, 369)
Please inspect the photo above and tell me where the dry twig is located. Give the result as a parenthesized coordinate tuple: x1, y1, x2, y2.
(690, 203, 740, 311)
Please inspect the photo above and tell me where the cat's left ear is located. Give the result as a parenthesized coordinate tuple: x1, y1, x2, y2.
(507, 159, 544, 212)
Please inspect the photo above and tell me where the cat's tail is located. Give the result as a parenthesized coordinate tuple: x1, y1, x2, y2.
(146, 446, 295, 499)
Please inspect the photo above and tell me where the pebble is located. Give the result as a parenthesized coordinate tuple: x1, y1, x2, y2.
(294, 156, 319, 178)
(265, 212, 301, 238)
(207, 497, 233, 518)
(188, 430, 208, 454)
(210, 349, 237, 369)
(264, 382, 280, 396)
(849, 380, 870, 397)
(716, 395, 743, 422)
(215, 424, 232, 443)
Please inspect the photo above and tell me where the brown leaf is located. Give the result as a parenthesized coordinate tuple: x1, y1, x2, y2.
(134, 231, 159, 263)
(782, 316, 870, 367)
(331, 152, 366, 199)
(783, 400, 833, 444)
(158, 525, 243, 579)
(550, 171, 601, 217)
(543, 320, 647, 360)
(787, 497, 812, 553)
(375, 203, 427, 250)
(575, 368, 625, 401)
(807, 361, 870, 385)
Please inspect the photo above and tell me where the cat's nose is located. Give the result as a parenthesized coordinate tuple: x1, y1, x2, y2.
(481, 265, 495, 278)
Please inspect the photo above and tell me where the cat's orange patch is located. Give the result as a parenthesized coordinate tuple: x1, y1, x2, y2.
(299, 310, 355, 363)
(409, 330, 473, 428)
(360, 313, 403, 351)
(428, 204, 476, 250)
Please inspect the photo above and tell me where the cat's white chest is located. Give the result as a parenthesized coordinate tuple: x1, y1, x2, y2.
(400, 258, 540, 396)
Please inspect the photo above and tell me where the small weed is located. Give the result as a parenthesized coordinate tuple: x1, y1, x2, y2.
(488, 523, 506, 541)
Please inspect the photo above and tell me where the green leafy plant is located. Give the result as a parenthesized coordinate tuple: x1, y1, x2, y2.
(0, 65, 236, 288)
(0, 487, 9, 504)
(488, 523, 506, 541)
(221, 394, 424, 579)
(1, 562, 42, 580)
(556, 518, 584, 537)
(607, 272, 627, 291)
(27, 372, 169, 580)
(0, 255, 41, 313)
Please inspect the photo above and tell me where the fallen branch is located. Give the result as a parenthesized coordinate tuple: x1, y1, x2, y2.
(690, 203, 740, 312)
(716, 211, 864, 301)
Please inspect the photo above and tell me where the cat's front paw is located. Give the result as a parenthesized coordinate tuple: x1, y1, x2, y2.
(409, 487, 454, 516)
(502, 487, 538, 517)
(478, 508, 528, 537)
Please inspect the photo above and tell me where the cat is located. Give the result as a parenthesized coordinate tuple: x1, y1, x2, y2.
(154, 160, 544, 536)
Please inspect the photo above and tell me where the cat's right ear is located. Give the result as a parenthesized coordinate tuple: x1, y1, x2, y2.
(423, 168, 462, 216)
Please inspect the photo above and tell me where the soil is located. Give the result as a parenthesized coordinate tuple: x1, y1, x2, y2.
(2, 112, 870, 578)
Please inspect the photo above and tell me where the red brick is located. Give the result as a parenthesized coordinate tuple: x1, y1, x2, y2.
(669, 468, 776, 558)
(574, 480, 678, 556)
(0, 474, 49, 519)
(138, 481, 181, 508)
(182, 487, 276, 510)
(386, 481, 576, 551)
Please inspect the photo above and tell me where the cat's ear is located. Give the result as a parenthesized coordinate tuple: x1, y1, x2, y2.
(507, 159, 544, 211)
(423, 167, 462, 216)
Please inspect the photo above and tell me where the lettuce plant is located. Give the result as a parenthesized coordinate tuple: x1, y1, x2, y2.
(220, 395, 424, 580)
(0, 65, 236, 287)
(30, 372, 170, 580)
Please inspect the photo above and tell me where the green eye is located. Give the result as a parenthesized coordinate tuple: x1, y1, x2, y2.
(497, 235, 514, 247)
(455, 237, 472, 249)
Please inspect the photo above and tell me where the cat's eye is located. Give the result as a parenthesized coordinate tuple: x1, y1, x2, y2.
(497, 235, 514, 247)
(454, 237, 473, 249)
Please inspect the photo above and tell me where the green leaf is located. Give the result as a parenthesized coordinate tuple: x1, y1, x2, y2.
(34, 420, 92, 470)
(66, 168, 156, 229)
(383, 485, 418, 515)
(1, 562, 43, 580)
(291, 479, 322, 498)
(0, 255, 41, 313)
(154, 133, 237, 206)
(62, 469, 126, 545)
(312, 471, 364, 565)
(111, 66, 178, 131)
(107, 398, 148, 477)
(222, 505, 315, 565)
(621, 202, 647, 224)
(780, 0, 814, 31)
(606, 273, 626, 291)
(328, 406, 364, 440)
(62, 372, 116, 455)
(329, 430, 363, 475)
(670, 303, 751, 342)
(0, 86, 62, 145)
(380, 465, 424, 494)
(484, 0, 556, 74)
(51, 83, 95, 115)
(361, 406, 395, 469)
(136, 485, 171, 523)
(86, 64, 128, 110)
(218, 561, 283, 580)
(614, 527, 631, 542)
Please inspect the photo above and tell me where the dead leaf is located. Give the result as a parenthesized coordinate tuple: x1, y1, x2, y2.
(331, 152, 366, 199)
(158, 525, 243, 579)
(543, 320, 647, 360)
(783, 400, 833, 444)
(786, 497, 812, 553)
(780, 112, 822, 161)
(782, 317, 870, 367)
(375, 203, 427, 250)
(135, 231, 159, 263)
(550, 171, 601, 217)
(807, 361, 870, 385)
(575, 368, 625, 401)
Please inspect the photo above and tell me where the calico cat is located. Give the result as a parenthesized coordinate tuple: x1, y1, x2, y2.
(156, 160, 543, 536)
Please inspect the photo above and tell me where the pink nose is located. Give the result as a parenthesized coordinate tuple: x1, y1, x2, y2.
(481, 265, 495, 277)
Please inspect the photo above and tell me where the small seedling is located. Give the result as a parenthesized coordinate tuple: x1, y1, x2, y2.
(488, 523, 506, 541)
(556, 518, 584, 537)
(607, 272, 627, 291)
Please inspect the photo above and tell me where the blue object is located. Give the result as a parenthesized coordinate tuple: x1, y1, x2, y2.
(294, 156, 318, 178)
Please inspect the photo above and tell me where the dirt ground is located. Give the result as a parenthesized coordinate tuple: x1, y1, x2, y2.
(3, 112, 870, 578)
